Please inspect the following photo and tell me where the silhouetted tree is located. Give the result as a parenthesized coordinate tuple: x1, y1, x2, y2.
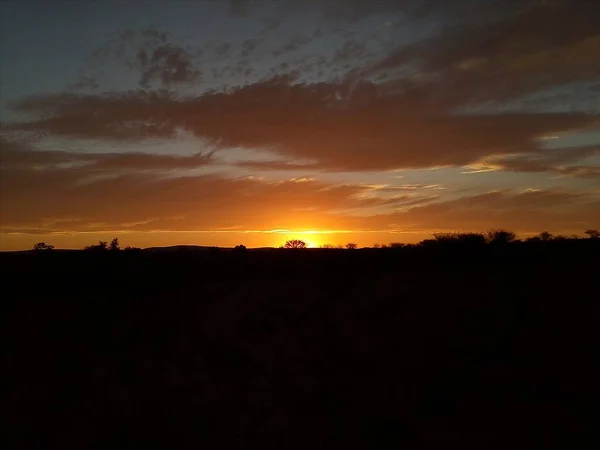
(486, 229, 517, 244)
(284, 240, 307, 249)
(345, 243, 357, 249)
(538, 231, 554, 242)
(585, 229, 599, 239)
(234, 244, 247, 252)
(373, 244, 381, 249)
(33, 242, 54, 251)
(109, 238, 120, 251)
(83, 241, 108, 251)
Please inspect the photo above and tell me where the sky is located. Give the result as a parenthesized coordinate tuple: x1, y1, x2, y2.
(1, 0, 599, 250)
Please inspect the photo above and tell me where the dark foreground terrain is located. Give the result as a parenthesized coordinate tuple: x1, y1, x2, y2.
(3, 240, 599, 449)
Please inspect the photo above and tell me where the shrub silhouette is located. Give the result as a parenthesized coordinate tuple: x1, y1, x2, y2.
(284, 240, 307, 249)
(345, 243, 357, 249)
(33, 242, 54, 251)
(585, 229, 599, 239)
(432, 232, 486, 245)
(109, 238, 120, 251)
(486, 229, 517, 244)
(234, 244, 247, 252)
(83, 241, 108, 251)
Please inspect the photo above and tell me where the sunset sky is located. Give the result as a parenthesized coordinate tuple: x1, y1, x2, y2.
(1, 0, 599, 250)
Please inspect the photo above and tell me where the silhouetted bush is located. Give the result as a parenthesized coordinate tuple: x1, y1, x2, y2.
(83, 241, 108, 251)
(321, 244, 337, 249)
(585, 229, 599, 239)
(486, 229, 517, 244)
(431, 232, 487, 247)
(345, 243, 357, 249)
(33, 242, 54, 251)
(109, 238, 120, 251)
(284, 240, 307, 249)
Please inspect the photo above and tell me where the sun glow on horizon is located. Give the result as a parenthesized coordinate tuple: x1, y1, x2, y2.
(278, 230, 331, 248)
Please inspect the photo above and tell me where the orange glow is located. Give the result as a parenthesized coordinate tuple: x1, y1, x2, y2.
(277, 230, 344, 249)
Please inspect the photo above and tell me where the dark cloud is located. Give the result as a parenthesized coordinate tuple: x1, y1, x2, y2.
(0, 137, 215, 172)
(475, 146, 600, 179)
(83, 27, 201, 90)
(138, 45, 201, 88)
(6, 90, 180, 140)
(366, 1, 600, 106)
(7, 77, 599, 172)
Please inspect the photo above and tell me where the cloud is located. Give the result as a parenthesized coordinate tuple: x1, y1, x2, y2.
(344, 188, 600, 235)
(0, 137, 216, 172)
(82, 27, 202, 90)
(466, 145, 600, 179)
(366, 1, 600, 107)
(6, 77, 599, 172)
(0, 159, 386, 233)
(2, 144, 598, 237)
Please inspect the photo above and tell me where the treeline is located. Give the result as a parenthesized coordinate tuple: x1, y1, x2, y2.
(32, 238, 141, 252)
(322, 229, 599, 249)
(30, 229, 599, 252)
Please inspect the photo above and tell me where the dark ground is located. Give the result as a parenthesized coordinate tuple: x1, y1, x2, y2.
(3, 240, 599, 449)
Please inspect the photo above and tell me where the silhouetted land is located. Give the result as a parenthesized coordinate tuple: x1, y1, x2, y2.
(3, 239, 599, 449)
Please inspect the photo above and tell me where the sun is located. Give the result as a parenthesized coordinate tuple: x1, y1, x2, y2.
(294, 233, 322, 248)
(304, 239, 318, 248)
